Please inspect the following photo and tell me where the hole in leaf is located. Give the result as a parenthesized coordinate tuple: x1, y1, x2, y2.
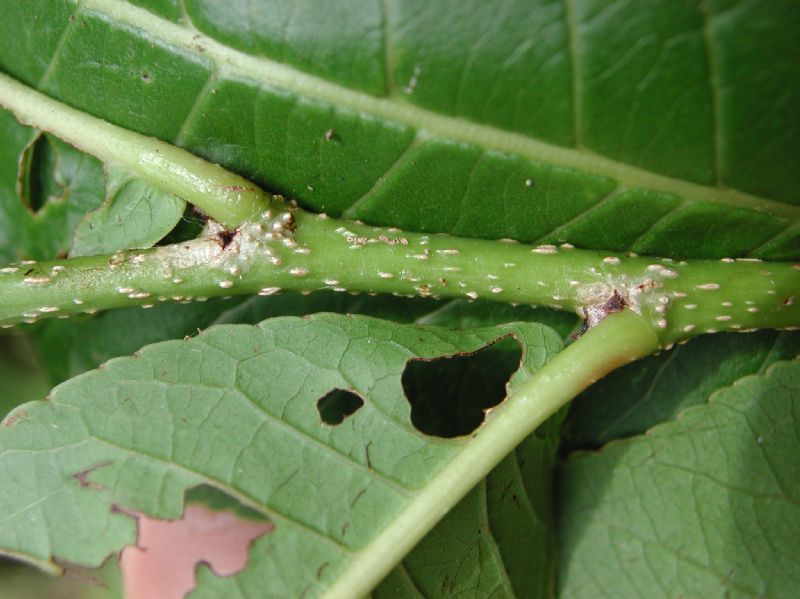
(158, 205, 206, 245)
(402, 335, 523, 438)
(184, 485, 268, 523)
(119, 485, 271, 598)
(18, 134, 60, 213)
(317, 388, 364, 425)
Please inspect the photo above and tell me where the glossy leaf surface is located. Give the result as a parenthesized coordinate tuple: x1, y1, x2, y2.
(0, 0, 796, 262)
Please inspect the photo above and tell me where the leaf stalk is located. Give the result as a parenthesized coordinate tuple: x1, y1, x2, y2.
(0, 72, 272, 228)
(323, 310, 660, 598)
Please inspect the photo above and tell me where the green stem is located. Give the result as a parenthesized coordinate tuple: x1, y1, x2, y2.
(0, 209, 798, 345)
(0, 72, 271, 228)
(324, 310, 660, 599)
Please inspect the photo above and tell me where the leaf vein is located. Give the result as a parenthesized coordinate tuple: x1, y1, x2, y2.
(139, 375, 415, 496)
(36, 0, 85, 90)
(341, 133, 422, 219)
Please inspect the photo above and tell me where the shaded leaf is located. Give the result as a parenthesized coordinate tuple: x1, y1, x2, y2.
(558, 359, 800, 598)
(0, 114, 105, 262)
(0, 334, 49, 419)
(402, 336, 523, 438)
(563, 330, 800, 449)
(0, 112, 186, 263)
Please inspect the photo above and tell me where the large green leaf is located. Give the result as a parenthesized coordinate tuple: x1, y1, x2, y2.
(0, 0, 797, 260)
(558, 359, 800, 598)
(0, 314, 563, 596)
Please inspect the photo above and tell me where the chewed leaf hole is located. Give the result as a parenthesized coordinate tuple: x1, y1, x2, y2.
(402, 335, 523, 438)
(184, 485, 269, 523)
(317, 388, 365, 425)
(19, 134, 56, 213)
(120, 485, 272, 598)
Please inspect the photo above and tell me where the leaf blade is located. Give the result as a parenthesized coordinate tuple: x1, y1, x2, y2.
(0, 314, 563, 595)
(558, 359, 800, 598)
(70, 165, 185, 257)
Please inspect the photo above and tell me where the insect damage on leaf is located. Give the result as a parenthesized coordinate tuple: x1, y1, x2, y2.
(402, 335, 523, 438)
(120, 486, 272, 599)
(72, 460, 114, 491)
(317, 388, 365, 425)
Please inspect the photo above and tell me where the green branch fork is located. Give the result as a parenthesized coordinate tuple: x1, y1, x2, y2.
(0, 72, 797, 346)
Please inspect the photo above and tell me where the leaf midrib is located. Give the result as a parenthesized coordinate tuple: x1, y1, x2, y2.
(78, 0, 799, 221)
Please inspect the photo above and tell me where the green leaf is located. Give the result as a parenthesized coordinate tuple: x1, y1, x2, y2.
(0, 0, 796, 259)
(558, 359, 800, 597)
(0, 314, 563, 595)
(564, 330, 800, 449)
(0, 114, 106, 262)
(0, 2, 798, 597)
(0, 111, 186, 263)
(70, 164, 185, 257)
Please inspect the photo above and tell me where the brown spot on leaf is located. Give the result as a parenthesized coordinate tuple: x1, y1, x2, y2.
(2, 409, 27, 428)
(73, 460, 114, 490)
(364, 441, 373, 469)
